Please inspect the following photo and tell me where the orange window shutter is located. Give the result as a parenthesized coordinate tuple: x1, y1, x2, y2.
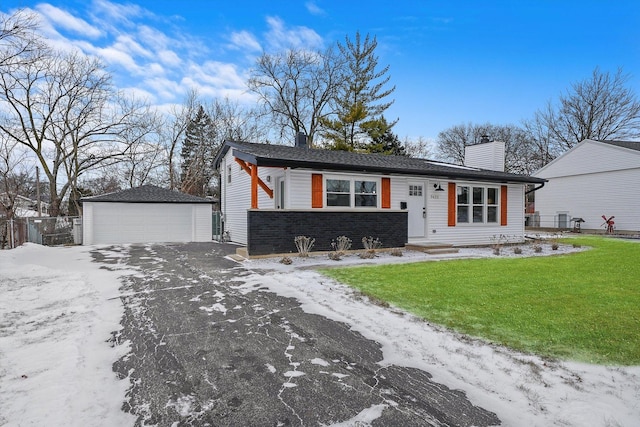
(448, 182, 456, 226)
(311, 174, 323, 208)
(381, 178, 391, 208)
(500, 185, 508, 226)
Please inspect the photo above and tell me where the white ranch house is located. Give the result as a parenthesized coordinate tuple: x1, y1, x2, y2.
(214, 136, 546, 256)
(533, 139, 640, 233)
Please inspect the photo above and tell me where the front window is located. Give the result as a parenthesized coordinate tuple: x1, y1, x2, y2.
(457, 186, 469, 223)
(457, 185, 499, 224)
(354, 180, 377, 207)
(325, 177, 379, 208)
(326, 179, 351, 207)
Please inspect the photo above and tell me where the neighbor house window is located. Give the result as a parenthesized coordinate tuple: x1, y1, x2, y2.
(227, 166, 232, 183)
(457, 185, 499, 224)
(325, 177, 379, 208)
(326, 179, 351, 207)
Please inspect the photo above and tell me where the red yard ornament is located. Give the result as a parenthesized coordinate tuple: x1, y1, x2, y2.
(601, 215, 615, 234)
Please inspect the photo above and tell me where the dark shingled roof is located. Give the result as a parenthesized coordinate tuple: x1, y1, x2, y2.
(81, 185, 213, 204)
(599, 140, 640, 152)
(215, 140, 546, 184)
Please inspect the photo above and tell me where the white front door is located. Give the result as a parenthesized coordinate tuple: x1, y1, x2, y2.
(407, 182, 426, 238)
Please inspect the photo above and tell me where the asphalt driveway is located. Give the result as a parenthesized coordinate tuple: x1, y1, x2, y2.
(96, 242, 500, 426)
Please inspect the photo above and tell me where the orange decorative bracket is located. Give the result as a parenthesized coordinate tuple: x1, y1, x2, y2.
(234, 158, 274, 208)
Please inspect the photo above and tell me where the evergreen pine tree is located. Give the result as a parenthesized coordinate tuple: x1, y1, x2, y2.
(321, 32, 396, 151)
(180, 106, 217, 196)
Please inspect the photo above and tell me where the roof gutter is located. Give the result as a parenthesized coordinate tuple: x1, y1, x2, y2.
(525, 181, 546, 194)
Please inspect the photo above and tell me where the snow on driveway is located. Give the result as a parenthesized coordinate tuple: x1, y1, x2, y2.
(0, 243, 136, 427)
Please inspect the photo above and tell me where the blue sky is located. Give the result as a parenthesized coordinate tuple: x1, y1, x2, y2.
(1, 0, 639, 141)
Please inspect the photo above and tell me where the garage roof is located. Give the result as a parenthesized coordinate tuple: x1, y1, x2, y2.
(81, 185, 213, 204)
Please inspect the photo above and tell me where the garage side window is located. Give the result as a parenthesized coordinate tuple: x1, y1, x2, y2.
(227, 166, 232, 184)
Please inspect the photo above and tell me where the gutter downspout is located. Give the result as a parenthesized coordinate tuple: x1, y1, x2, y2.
(525, 182, 545, 194)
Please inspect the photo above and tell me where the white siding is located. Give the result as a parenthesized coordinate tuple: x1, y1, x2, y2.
(220, 151, 251, 245)
(219, 151, 281, 245)
(192, 204, 213, 241)
(83, 202, 211, 245)
(288, 169, 312, 209)
(535, 168, 640, 231)
(534, 140, 640, 231)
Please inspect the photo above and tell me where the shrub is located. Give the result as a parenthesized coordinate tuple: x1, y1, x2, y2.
(513, 247, 523, 255)
(279, 256, 292, 265)
(359, 249, 377, 259)
(331, 235, 352, 253)
(533, 245, 543, 253)
(328, 251, 342, 261)
(390, 248, 403, 257)
(294, 236, 315, 257)
(362, 236, 382, 250)
(551, 243, 559, 250)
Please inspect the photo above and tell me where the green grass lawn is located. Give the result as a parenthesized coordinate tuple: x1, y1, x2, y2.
(320, 237, 640, 365)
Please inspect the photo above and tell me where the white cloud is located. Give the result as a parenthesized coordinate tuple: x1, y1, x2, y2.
(305, 1, 326, 16)
(157, 49, 181, 67)
(264, 16, 323, 51)
(96, 46, 141, 74)
(36, 4, 102, 38)
(112, 35, 153, 60)
(91, 0, 144, 27)
(229, 30, 262, 52)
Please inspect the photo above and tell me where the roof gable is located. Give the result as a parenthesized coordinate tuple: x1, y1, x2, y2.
(215, 140, 544, 184)
(81, 185, 213, 204)
(534, 139, 640, 179)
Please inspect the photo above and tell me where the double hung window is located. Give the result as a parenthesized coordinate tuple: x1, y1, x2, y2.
(326, 177, 378, 208)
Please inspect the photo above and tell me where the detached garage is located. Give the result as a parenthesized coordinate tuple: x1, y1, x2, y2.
(81, 185, 213, 245)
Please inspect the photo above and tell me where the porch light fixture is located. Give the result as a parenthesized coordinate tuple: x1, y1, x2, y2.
(434, 183, 445, 192)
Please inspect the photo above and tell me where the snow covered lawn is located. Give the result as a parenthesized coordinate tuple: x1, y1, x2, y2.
(0, 243, 136, 426)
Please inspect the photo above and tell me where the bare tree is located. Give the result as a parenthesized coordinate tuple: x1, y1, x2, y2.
(403, 136, 433, 159)
(0, 136, 32, 220)
(0, 9, 43, 68)
(0, 42, 152, 216)
(435, 123, 536, 174)
(532, 67, 640, 152)
(248, 47, 344, 147)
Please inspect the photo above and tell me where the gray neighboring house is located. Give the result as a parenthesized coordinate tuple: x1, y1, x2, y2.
(81, 185, 213, 245)
(533, 139, 640, 232)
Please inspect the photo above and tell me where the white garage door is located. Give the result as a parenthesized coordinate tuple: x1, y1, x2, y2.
(91, 203, 194, 245)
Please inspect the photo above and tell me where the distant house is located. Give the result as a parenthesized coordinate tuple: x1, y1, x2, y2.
(0, 193, 49, 218)
(533, 139, 640, 233)
(214, 136, 546, 256)
(81, 185, 213, 245)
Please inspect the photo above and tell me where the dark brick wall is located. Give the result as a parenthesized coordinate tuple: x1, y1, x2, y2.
(247, 210, 408, 256)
